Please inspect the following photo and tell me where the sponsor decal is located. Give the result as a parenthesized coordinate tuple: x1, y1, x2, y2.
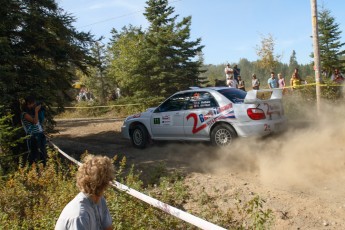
(186, 113, 207, 134)
(264, 102, 281, 119)
(161, 115, 172, 126)
(187, 104, 235, 134)
(153, 117, 160, 125)
(264, 124, 271, 131)
(133, 113, 141, 118)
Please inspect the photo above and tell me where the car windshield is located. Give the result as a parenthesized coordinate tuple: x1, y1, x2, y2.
(217, 88, 246, 104)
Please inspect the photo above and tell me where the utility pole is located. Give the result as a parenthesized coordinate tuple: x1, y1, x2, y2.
(310, 0, 321, 114)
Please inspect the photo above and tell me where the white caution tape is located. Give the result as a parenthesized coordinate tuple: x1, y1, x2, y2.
(50, 141, 226, 230)
(52, 103, 141, 109)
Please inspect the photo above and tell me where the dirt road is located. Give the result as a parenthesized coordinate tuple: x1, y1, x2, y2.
(52, 117, 345, 229)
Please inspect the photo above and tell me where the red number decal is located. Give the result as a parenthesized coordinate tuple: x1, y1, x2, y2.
(264, 124, 271, 131)
(186, 113, 207, 134)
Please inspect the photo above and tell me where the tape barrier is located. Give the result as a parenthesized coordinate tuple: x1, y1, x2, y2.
(280, 82, 345, 89)
(50, 141, 226, 230)
(52, 103, 141, 109)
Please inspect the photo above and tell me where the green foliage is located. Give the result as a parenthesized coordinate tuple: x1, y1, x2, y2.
(289, 50, 299, 74)
(107, 0, 204, 99)
(0, 149, 277, 230)
(0, 149, 77, 229)
(255, 33, 281, 75)
(237, 195, 274, 230)
(0, 107, 27, 175)
(1, 0, 95, 126)
(317, 7, 345, 76)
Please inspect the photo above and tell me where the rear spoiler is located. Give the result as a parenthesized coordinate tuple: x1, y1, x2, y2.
(244, 89, 283, 103)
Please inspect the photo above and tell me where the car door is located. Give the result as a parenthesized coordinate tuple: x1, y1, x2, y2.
(150, 93, 189, 139)
(184, 91, 219, 139)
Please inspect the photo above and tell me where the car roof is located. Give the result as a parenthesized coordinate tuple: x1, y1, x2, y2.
(177, 86, 241, 94)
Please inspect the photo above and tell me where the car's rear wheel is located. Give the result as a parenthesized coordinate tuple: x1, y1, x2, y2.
(211, 123, 237, 146)
(131, 124, 148, 149)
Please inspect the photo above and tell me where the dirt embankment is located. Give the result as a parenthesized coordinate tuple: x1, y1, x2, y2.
(52, 109, 345, 229)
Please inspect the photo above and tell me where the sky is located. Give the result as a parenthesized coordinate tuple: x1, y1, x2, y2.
(57, 0, 345, 65)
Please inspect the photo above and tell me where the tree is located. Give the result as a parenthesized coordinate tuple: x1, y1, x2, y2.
(86, 41, 114, 104)
(289, 50, 299, 75)
(107, 26, 147, 97)
(255, 33, 281, 75)
(0, 0, 95, 124)
(195, 52, 209, 86)
(143, 0, 204, 96)
(317, 7, 345, 77)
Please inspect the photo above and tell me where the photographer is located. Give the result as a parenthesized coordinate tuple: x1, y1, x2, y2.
(21, 95, 47, 166)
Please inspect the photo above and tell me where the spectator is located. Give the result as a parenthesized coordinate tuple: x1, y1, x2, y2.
(55, 155, 115, 230)
(237, 75, 245, 91)
(115, 87, 121, 99)
(21, 96, 47, 166)
(267, 72, 278, 89)
(278, 73, 286, 94)
(224, 64, 234, 86)
(290, 72, 305, 90)
(252, 74, 260, 90)
(277, 73, 285, 88)
(227, 75, 238, 88)
(233, 64, 241, 83)
(331, 68, 344, 83)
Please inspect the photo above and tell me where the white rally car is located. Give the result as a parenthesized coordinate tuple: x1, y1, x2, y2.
(121, 87, 286, 148)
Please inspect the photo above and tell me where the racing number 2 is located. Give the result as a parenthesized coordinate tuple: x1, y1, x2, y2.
(186, 113, 207, 134)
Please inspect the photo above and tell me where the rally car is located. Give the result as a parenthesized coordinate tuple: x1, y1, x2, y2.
(121, 87, 286, 148)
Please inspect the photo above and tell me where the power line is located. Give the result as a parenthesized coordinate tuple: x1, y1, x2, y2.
(78, 0, 183, 28)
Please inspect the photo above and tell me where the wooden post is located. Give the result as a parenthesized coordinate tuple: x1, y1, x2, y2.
(310, 0, 321, 114)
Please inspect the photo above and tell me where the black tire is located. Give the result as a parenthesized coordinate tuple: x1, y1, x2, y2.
(130, 124, 149, 149)
(210, 123, 237, 146)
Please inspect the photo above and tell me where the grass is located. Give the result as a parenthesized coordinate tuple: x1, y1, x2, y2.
(0, 150, 274, 229)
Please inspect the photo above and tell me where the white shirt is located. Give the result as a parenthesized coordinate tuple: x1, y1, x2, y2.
(55, 192, 112, 230)
(224, 67, 234, 79)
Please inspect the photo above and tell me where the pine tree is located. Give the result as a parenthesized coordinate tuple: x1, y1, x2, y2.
(0, 0, 95, 123)
(288, 50, 299, 76)
(318, 7, 345, 77)
(143, 0, 204, 96)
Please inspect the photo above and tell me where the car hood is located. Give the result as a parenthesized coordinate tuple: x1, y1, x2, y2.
(125, 107, 156, 121)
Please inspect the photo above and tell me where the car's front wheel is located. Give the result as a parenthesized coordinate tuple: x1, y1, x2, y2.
(211, 123, 237, 146)
(130, 124, 149, 149)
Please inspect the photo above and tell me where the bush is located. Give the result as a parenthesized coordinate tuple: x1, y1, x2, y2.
(0, 108, 27, 175)
(0, 150, 275, 229)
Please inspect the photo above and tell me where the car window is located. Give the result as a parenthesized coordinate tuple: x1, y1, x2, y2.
(217, 88, 246, 104)
(156, 93, 190, 112)
(186, 91, 218, 110)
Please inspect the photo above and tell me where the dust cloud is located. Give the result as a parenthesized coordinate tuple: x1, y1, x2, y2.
(171, 101, 345, 198)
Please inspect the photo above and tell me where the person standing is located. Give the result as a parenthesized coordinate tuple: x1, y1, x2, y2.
(278, 73, 286, 94)
(290, 72, 305, 90)
(278, 73, 286, 88)
(55, 155, 115, 230)
(21, 95, 47, 166)
(252, 74, 260, 90)
(224, 64, 234, 86)
(233, 64, 241, 83)
(237, 75, 245, 91)
(227, 76, 238, 88)
(331, 68, 344, 82)
(267, 72, 278, 89)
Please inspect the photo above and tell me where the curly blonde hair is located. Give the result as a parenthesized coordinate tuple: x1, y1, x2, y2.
(76, 155, 115, 196)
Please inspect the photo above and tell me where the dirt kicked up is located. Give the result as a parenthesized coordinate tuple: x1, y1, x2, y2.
(52, 104, 345, 229)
